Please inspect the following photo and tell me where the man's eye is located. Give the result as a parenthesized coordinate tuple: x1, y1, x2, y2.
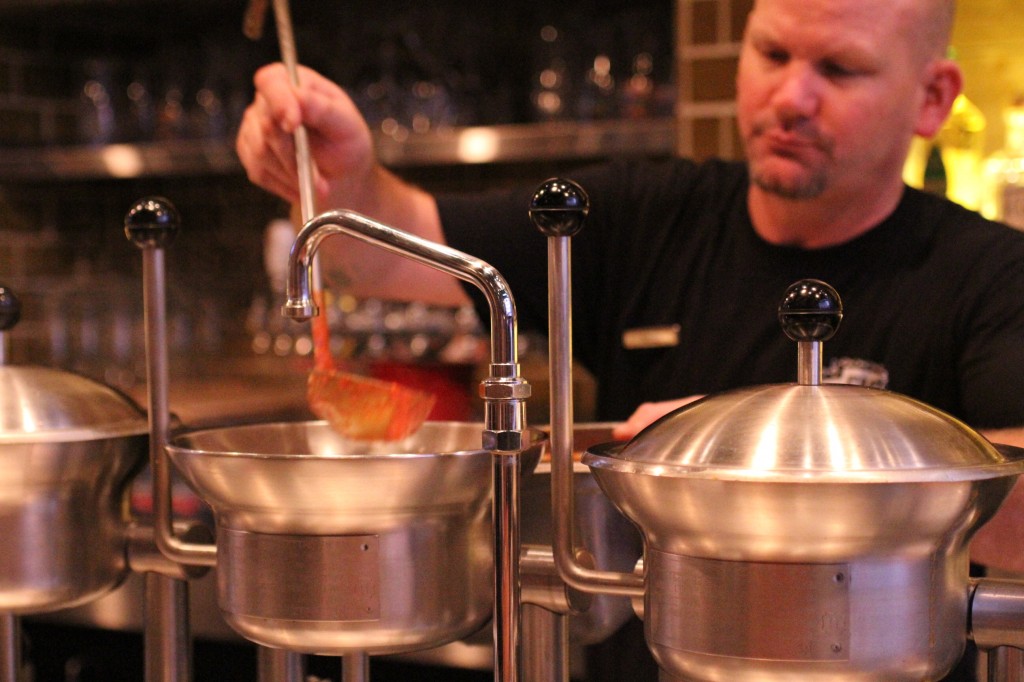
(764, 49, 789, 64)
(822, 62, 857, 78)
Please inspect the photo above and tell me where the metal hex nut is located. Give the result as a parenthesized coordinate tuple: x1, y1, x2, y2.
(483, 430, 526, 453)
(479, 379, 532, 400)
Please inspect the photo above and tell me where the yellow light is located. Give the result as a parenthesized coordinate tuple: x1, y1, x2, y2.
(457, 128, 500, 164)
(101, 144, 144, 178)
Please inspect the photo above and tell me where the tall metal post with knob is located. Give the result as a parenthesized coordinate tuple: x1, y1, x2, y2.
(125, 198, 215, 682)
(529, 179, 646, 603)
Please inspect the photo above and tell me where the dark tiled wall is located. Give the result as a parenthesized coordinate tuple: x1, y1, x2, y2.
(675, 0, 752, 160)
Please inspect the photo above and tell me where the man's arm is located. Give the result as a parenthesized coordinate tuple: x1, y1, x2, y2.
(236, 63, 469, 307)
(971, 427, 1024, 572)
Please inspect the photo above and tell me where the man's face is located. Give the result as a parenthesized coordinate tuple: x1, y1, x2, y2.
(736, 0, 931, 201)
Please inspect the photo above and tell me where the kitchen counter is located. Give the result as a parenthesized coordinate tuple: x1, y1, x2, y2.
(124, 358, 315, 429)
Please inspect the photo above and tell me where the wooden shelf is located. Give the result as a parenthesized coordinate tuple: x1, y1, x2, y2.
(0, 118, 676, 182)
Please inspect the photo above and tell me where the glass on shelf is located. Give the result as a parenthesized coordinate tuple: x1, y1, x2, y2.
(981, 97, 1024, 231)
(936, 93, 987, 211)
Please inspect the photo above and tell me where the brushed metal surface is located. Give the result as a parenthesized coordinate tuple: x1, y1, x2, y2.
(0, 366, 147, 442)
(221, 531, 381, 622)
(649, 552, 850, 662)
(0, 436, 146, 613)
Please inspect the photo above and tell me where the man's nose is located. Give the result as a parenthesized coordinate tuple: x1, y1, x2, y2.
(770, 63, 821, 121)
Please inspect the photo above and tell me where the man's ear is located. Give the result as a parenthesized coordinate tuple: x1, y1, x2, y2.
(913, 58, 964, 138)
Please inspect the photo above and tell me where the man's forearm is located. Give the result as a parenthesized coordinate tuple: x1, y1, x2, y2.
(970, 426, 1024, 572)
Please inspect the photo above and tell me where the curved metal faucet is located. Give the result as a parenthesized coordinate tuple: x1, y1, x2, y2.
(283, 208, 531, 682)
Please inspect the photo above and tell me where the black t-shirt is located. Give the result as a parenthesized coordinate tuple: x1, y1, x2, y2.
(438, 158, 1024, 429)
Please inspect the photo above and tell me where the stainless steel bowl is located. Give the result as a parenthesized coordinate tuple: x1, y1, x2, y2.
(167, 420, 543, 655)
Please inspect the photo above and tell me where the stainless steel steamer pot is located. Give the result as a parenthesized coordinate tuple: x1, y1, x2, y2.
(582, 280, 1024, 681)
(0, 287, 148, 613)
(167, 421, 543, 655)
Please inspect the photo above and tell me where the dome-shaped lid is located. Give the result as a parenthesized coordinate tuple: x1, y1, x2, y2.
(609, 382, 1019, 482)
(0, 366, 148, 443)
(590, 280, 1024, 483)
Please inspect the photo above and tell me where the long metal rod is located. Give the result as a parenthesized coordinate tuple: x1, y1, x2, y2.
(272, 0, 316, 225)
(256, 647, 305, 682)
(144, 572, 191, 682)
(521, 604, 568, 681)
(139, 245, 204, 682)
(986, 647, 1024, 682)
(547, 237, 643, 596)
(342, 652, 370, 682)
(0, 614, 19, 682)
(493, 452, 521, 682)
(142, 248, 216, 569)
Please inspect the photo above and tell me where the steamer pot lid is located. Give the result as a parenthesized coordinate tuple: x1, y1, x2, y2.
(599, 382, 1024, 482)
(0, 365, 148, 443)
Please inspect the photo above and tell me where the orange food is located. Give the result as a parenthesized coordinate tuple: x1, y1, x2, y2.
(308, 291, 435, 441)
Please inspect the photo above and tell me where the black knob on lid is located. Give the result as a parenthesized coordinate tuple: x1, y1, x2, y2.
(778, 279, 843, 342)
(124, 197, 180, 249)
(0, 284, 21, 332)
(529, 178, 589, 237)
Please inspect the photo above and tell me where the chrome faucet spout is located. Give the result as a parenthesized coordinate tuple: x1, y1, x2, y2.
(283, 208, 520, 378)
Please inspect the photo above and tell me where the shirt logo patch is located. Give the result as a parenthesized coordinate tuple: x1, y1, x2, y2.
(622, 324, 681, 350)
(823, 357, 889, 389)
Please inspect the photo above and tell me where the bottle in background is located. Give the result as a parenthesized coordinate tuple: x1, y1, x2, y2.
(936, 92, 987, 211)
(981, 96, 1024, 231)
(903, 135, 933, 190)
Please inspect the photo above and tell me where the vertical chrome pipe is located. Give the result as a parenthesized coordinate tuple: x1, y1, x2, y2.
(985, 647, 1024, 682)
(521, 604, 569, 681)
(493, 451, 521, 682)
(796, 341, 822, 386)
(144, 573, 191, 682)
(342, 652, 370, 682)
(0, 296, 18, 681)
(126, 198, 218, 682)
(140, 243, 194, 682)
(256, 647, 305, 682)
(140, 245, 216, 568)
(0, 297, 18, 682)
(520, 544, 591, 682)
(0, 614, 19, 682)
(127, 199, 217, 568)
